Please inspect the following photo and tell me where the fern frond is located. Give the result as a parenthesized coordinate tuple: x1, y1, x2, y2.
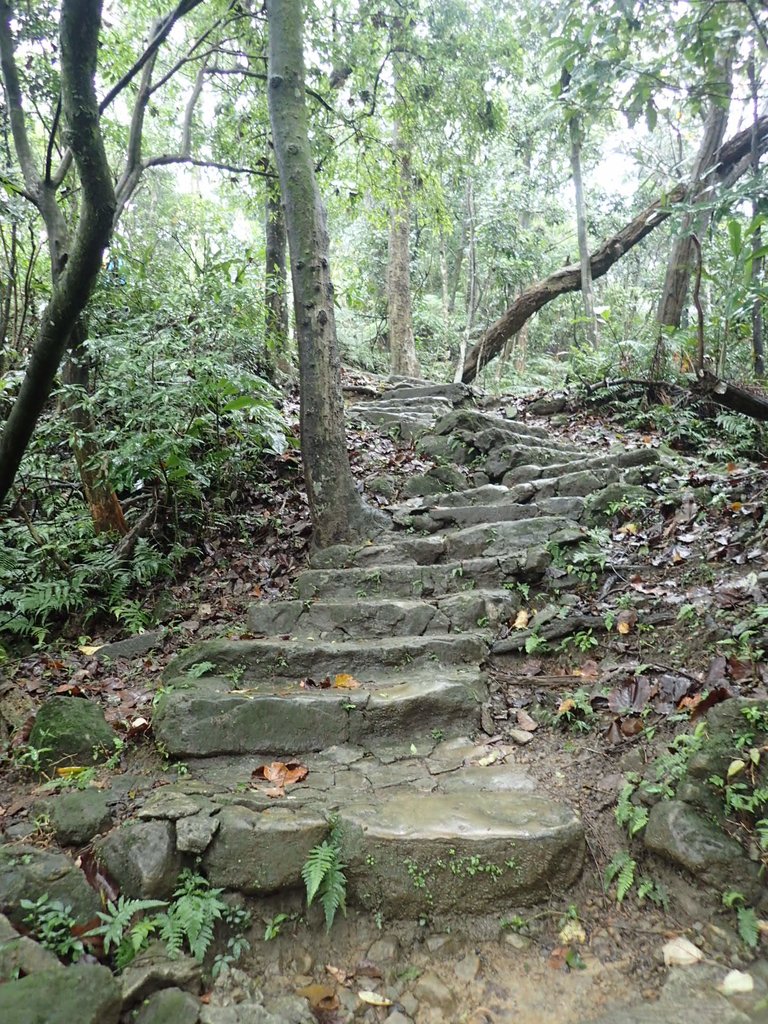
(302, 841, 337, 906)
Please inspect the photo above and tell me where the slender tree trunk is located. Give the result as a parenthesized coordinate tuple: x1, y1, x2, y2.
(454, 178, 477, 382)
(561, 69, 597, 349)
(387, 119, 420, 377)
(266, 0, 383, 547)
(655, 52, 734, 335)
(0, 0, 116, 509)
(264, 163, 289, 364)
(749, 55, 764, 378)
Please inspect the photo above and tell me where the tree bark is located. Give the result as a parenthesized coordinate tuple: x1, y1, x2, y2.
(655, 53, 734, 334)
(266, 0, 384, 548)
(454, 177, 477, 382)
(461, 116, 768, 384)
(0, 0, 116, 508)
(569, 115, 598, 348)
(387, 120, 420, 376)
(749, 55, 764, 378)
(264, 166, 289, 363)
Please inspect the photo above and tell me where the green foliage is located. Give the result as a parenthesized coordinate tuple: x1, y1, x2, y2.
(21, 894, 84, 962)
(556, 688, 597, 732)
(86, 870, 244, 971)
(604, 851, 636, 903)
(302, 823, 347, 932)
(615, 777, 649, 837)
(722, 891, 760, 950)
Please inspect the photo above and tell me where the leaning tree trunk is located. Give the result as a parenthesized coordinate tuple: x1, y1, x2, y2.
(266, 0, 383, 548)
(460, 116, 768, 383)
(387, 118, 420, 377)
(0, 0, 116, 508)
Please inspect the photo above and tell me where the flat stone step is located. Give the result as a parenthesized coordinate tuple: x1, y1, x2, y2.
(98, 737, 584, 915)
(296, 550, 551, 601)
(342, 789, 584, 914)
(434, 408, 549, 441)
(165, 634, 488, 685)
(152, 666, 487, 756)
(485, 443, 583, 480)
(247, 590, 519, 639)
(248, 598, 452, 639)
(310, 535, 446, 570)
(407, 496, 586, 531)
(500, 447, 659, 487)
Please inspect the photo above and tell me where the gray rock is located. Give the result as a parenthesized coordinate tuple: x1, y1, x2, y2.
(28, 697, 115, 770)
(34, 787, 112, 846)
(0, 912, 62, 981)
(95, 820, 181, 898)
(645, 800, 765, 905)
(135, 987, 201, 1024)
(413, 970, 456, 1011)
(0, 963, 121, 1024)
(176, 812, 220, 854)
(585, 482, 653, 518)
(0, 844, 100, 926)
(121, 941, 202, 1008)
(367, 474, 397, 498)
(95, 629, 166, 661)
(138, 790, 214, 820)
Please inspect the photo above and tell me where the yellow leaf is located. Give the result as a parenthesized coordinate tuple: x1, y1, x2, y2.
(731, 501, 743, 512)
(55, 766, 88, 779)
(357, 991, 392, 1007)
(559, 920, 586, 945)
(727, 758, 746, 779)
(333, 673, 361, 689)
(514, 609, 530, 629)
(618, 523, 638, 535)
(78, 645, 102, 656)
(617, 621, 631, 635)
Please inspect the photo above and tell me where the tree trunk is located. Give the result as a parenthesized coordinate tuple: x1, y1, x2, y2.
(568, 114, 598, 348)
(655, 53, 734, 334)
(387, 121, 420, 376)
(264, 166, 289, 363)
(454, 178, 476, 382)
(266, 0, 384, 548)
(0, 0, 116, 508)
(461, 116, 768, 383)
(61, 326, 128, 534)
(749, 55, 764, 378)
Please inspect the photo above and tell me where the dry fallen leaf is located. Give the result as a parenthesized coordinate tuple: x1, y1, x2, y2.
(357, 991, 392, 1006)
(513, 609, 530, 629)
(558, 920, 586, 945)
(297, 983, 339, 1012)
(516, 709, 539, 732)
(662, 936, 704, 966)
(78, 644, 102, 656)
(55, 766, 88, 779)
(717, 970, 754, 995)
(333, 673, 362, 689)
(251, 760, 309, 798)
(325, 964, 354, 986)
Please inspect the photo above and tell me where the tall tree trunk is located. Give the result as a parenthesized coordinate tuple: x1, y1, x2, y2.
(266, 0, 383, 548)
(264, 163, 289, 364)
(749, 54, 764, 378)
(562, 70, 597, 349)
(454, 178, 476, 382)
(0, 0, 116, 509)
(387, 120, 420, 377)
(655, 52, 734, 336)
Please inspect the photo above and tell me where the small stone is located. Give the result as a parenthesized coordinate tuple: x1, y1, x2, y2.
(121, 942, 202, 1008)
(399, 992, 419, 1016)
(35, 788, 112, 846)
(454, 952, 481, 982)
(135, 987, 201, 1024)
(502, 932, 530, 950)
(384, 1011, 413, 1024)
(413, 971, 455, 1012)
(95, 629, 166, 661)
(176, 813, 220, 854)
(367, 936, 400, 962)
(509, 729, 533, 745)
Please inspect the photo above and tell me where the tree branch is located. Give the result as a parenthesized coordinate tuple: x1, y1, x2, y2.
(0, 1, 41, 198)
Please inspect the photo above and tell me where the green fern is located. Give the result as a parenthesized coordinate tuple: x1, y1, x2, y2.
(158, 869, 226, 962)
(86, 895, 168, 956)
(604, 851, 636, 903)
(737, 906, 760, 949)
(302, 834, 347, 931)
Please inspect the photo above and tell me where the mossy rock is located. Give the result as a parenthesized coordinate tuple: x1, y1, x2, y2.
(28, 697, 115, 771)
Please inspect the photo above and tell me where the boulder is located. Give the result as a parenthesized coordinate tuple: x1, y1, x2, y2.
(121, 941, 202, 1008)
(0, 844, 100, 926)
(135, 987, 201, 1024)
(95, 820, 182, 898)
(0, 911, 62, 981)
(34, 787, 112, 846)
(0, 963, 121, 1024)
(28, 697, 115, 770)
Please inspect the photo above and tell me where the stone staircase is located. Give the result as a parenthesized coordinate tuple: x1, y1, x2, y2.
(99, 376, 665, 922)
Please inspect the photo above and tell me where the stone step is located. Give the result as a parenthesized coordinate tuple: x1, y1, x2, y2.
(97, 738, 584, 915)
(296, 550, 550, 601)
(310, 535, 446, 570)
(405, 496, 586, 532)
(342, 789, 584, 914)
(247, 590, 519, 639)
(152, 666, 487, 756)
(485, 443, 583, 480)
(433, 408, 549, 442)
(499, 447, 659, 487)
(385, 382, 471, 404)
(165, 634, 488, 684)
(349, 407, 436, 439)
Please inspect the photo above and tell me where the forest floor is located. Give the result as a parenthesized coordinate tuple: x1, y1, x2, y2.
(2, 373, 768, 1023)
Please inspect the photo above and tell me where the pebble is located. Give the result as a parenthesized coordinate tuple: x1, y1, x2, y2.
(502, 932, 530, 951)
(384, 1012, 413, 1024)
(455, 953, 481, 982)
(509, 729, 533, 745)
(367, 937, 400, 962)
(413, 970, 455, 1011)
